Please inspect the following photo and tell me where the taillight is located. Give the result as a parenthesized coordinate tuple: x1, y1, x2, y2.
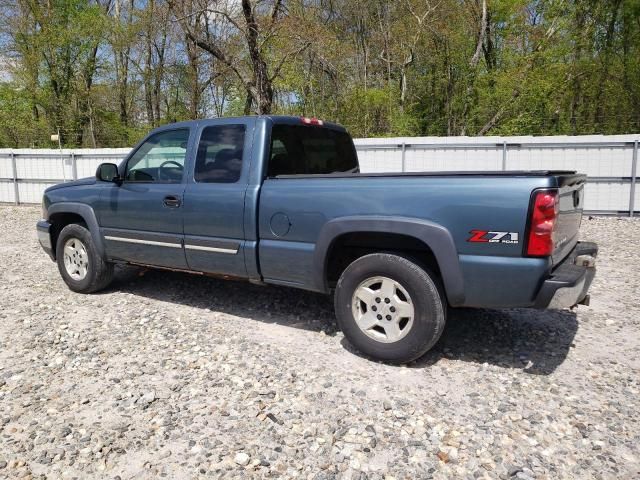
(526, 190, 559, 257)
(300, 116, 324, 126)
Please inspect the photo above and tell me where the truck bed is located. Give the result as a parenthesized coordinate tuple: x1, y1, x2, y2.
(258, 170, 586, 308)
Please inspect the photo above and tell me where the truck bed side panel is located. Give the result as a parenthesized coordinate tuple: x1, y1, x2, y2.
(459, 255, 550, 307)
(258, 175, 553, 306)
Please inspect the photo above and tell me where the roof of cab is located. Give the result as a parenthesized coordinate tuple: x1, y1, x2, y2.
(263, 115, 347, 132)
(150, 115, 347, 132)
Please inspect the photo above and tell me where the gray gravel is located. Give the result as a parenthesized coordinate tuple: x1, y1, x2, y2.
(0, 205, 639, 479)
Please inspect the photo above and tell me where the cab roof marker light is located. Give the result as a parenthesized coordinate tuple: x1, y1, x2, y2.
(300, 117, 324, 126)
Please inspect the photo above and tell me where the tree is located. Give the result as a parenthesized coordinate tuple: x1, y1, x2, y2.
(169, 0, 310, 114)
(0, 0, 638, 147)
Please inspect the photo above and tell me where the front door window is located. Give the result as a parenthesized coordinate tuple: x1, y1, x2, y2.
(125, 129, 189, 183)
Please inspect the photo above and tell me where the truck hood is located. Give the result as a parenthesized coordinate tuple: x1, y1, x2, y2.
(45, 177, 97, 192)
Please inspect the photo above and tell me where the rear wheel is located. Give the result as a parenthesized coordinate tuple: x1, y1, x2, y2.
(334, 253, 446, 363)
(56, 223, 114, 293)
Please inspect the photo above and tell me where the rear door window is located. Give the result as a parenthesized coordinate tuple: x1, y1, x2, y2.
(194, 125, 246, 183)
(267, 125, 358, 177)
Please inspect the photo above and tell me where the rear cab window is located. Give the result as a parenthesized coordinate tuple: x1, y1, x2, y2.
(267, 125, 358, 177)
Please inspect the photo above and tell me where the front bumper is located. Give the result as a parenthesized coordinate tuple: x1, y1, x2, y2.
(36, 220, 55, 260)
(534, 241, 598, 309)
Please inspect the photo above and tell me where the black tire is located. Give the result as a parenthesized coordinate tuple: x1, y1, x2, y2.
(334, 253, 446, 363)
(56, 223, 114, 294)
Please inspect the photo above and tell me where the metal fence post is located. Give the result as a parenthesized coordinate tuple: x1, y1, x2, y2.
(502, 141, 507, 170)
(630, 140, 638, 217)
(71, 152, 78, 180)
(10, 152, 19, 205)
(401, 142, 406, 172)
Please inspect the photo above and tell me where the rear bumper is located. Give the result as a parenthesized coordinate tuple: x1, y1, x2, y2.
(534, 241, 598, 309)
(36, 220, 55, 261)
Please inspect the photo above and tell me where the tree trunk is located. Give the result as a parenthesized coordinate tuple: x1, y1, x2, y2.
(78, 43, 99, 146)
(461, 0, 488, 135)
(144, 38, 155, 126)
(244, 89, 253, 115)
(113, 0, 132, 127)
(241, 0, 273, 114)
(186, 35, 200, 119)
(594, 0, 622, 130)
(569, 4, 587, 135)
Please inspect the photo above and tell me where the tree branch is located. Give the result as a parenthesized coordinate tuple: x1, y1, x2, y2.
(168, 0, 249, 86)
(271, 0, 283, 25)
(269, 41, 312, 82)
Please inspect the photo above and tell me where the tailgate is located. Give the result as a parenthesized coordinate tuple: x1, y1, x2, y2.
(552, 174, 586, 265)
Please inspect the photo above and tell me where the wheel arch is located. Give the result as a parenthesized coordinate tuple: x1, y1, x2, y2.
(313, 216, 465, 306)
(47, 203, 106, 260)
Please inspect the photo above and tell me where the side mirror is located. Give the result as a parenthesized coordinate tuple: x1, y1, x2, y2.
(96, 163, 121, 184)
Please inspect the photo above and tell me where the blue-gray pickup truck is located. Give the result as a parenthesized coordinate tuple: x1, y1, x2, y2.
(36, 116, 597, 363)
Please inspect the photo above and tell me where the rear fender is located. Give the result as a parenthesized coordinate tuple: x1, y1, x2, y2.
(313, 216, 465, 306)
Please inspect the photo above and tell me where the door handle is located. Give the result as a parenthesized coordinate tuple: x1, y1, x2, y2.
(163, 195, 182, 208)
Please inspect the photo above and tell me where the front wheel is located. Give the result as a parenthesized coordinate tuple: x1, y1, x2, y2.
(334, 253, 446, 363)
(56, 223, 114, 294)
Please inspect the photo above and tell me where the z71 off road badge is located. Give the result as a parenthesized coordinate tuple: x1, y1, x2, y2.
(468, 230, 519, 244)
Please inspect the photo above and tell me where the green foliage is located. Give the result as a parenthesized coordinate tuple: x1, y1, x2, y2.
(335, 87, 419, 138)
(0, 0, 638, 147)
(0, 83, 49, 147)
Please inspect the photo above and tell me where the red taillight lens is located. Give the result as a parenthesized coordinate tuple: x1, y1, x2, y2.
(527, 190, 559, 257)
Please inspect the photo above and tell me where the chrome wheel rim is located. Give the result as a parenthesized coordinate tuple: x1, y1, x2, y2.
(63, 237, 89, 281)
(351, 276, 415, 343)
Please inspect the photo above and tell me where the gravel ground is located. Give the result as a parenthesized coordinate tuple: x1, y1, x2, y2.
(0, 205, 639, 480)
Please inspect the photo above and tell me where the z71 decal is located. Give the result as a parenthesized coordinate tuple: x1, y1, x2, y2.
(468, 230, 519, 244)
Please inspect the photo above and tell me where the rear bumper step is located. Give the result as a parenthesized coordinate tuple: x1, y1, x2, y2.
(534, 241, 598, 309)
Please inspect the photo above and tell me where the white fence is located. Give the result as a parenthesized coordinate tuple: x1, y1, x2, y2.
(354, 134, 640, 216)
(0, 148, 130, 205)
(1, 134, 638, 215)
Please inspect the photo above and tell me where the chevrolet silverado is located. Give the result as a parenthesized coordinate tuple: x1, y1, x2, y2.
(36, 116, 597, 363)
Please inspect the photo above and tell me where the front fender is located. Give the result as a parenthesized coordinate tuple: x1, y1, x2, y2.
(312, 216, 465, 306)
(47, 202, 106, 260)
